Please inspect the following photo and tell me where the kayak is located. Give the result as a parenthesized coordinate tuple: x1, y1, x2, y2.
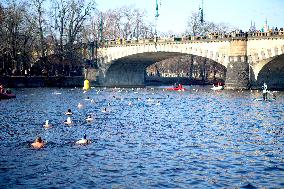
(0, 92, 16, 99)
(167, 87, 185, 91)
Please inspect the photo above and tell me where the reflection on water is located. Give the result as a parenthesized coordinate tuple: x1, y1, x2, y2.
(0, 86, 283, 188)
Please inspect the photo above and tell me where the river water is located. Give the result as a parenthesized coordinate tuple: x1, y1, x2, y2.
(0, 86, 283, 188)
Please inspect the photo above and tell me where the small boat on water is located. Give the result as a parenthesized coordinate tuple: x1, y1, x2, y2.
(211, 85, 224, 90)
(211, 82, 224, 90)
(0, 85, 16, 100)
(0, 84, 16, 99)
(0, 92, 16, 99)
(167, 84, 185, 91)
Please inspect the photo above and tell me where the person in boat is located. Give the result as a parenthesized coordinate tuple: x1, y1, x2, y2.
(65, 109, 73, 115)
(262, 82, 268, 101)
(6, 89, 11, 94)
(31, 136, 44, 149)
(174, 83, 178, 88)
(0, 85, 6, 94)
(0, 84, 5, 94)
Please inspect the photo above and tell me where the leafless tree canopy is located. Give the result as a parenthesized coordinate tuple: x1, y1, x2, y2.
(185, 11, 234, 36)
(0, 0, 96, 76)
(0, 1, 232, 78)
(83, 5, 155, 43)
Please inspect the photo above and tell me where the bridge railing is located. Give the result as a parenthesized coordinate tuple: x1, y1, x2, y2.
(248, 30, 284, 37)
(100, 29, 284, 48)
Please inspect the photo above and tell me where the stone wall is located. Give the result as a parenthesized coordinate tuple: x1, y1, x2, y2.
(85, 68, 100, 86)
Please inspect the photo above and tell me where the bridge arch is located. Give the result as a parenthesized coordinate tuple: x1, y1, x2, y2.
(248, 44, 284, 81)
(98, 42, 230, 67)
(99, 51, 227, 87)
(255, 54, 284, 89)
(94, 36, 284, 89)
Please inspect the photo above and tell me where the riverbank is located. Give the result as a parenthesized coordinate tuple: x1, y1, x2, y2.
(0, 76, 85, 88)
(1, 76, 283, 90)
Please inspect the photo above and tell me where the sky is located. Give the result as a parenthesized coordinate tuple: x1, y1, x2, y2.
(95, 0, 284, 34)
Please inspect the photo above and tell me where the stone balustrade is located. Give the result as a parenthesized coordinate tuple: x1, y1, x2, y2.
(98, 30, 284, 48)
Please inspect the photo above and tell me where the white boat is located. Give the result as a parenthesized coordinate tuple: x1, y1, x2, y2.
(211, 85, 224, 90)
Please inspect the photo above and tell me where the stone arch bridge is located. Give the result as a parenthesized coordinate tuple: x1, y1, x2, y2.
(92, 33, 284, 89)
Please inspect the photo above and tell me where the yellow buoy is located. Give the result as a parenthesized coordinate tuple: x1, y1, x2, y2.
(83, 79, 90, 90)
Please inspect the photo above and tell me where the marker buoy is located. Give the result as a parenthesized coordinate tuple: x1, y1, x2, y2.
(83, 79, 90, 90)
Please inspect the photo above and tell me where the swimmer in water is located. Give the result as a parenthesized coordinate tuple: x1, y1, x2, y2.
(65, 109, 73, 115)
(76, 134, 91, 145)
(78, 103, 83, 108)
(43, 120, 52, 128)
(64, 117, 72, 125)
(86, 114, 93, 122)
(31, 136, 44, 149)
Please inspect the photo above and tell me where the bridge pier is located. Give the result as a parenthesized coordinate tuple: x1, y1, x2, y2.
(99, 62, 147, 87)
(225, 56, 250, 89)
(225, 38, 250, 89)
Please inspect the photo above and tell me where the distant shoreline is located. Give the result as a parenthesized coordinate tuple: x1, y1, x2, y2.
(0, 76, 85, 88)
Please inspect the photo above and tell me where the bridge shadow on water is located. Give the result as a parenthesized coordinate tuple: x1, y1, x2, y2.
(256, 54, 284, 90)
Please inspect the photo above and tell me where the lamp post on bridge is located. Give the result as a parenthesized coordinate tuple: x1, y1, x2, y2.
(199, 0, 205, 36)
(200, 0, 204, 24)
(154, 0, 159, 43)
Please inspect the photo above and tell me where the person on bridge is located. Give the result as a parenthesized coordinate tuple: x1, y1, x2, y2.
(262, 82, 268, 101)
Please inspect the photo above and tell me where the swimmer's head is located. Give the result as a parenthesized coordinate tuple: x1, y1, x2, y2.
(36, 136, 42, 143)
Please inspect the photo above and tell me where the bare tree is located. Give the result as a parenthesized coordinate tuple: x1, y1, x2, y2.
(0, 0, 35, 75)
(30, 0, 47, 59)
(88, 5, 154, 43)
(48, 0, 96, 75)
(186, 11, 233, 36)
(186, 12, 203, 36)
